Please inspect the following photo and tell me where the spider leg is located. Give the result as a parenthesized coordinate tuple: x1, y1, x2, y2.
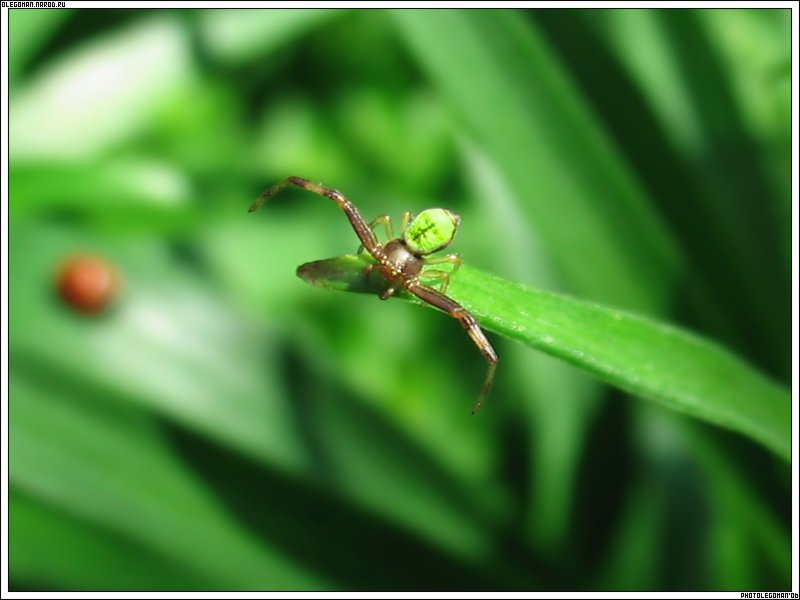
(420, 254, 462, 293)
(379, 277, 402, 300)
(358, 215, 394, 254)
(404, 280, 498, 413)
(380, 286, 398, 300)
(400, 211, 414, 235)
(424, 253, 461, 272)
(250, 176, 381, 259)
(418, 269, 452, 294)
(361, 264, 399, 300)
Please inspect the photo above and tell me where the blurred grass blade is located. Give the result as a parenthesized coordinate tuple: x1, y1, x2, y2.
(686, 430, 791, 586)
(10, 160, 196, 233)
(598, 484, 663, 590)
(199, 9, 345, 63)
(10, 16, 194, 161)
(461, 141, 604, 551)
(8, 10, 72, 81)
(298, 255, 789, 461)
(10, 492, 221, 591)
(10, 373, 330, 590)
(590, 9, 790, 379)
(9, 222, 513, 571)
(9, 223, 314, 474)
(391, 9, 681, 314)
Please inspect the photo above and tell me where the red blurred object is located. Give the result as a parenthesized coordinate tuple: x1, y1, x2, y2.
(56, 254, 120, 314)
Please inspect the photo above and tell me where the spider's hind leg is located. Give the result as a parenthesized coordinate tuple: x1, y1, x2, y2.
(404, 280, 498, 413)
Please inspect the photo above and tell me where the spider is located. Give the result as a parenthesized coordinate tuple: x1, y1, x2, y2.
(249, 176, 498, 413)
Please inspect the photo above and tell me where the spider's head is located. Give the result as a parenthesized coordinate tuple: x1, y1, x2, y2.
(403, 208, 461, 256)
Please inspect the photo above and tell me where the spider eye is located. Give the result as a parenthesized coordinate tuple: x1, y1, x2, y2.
(403, 208, 460, 255)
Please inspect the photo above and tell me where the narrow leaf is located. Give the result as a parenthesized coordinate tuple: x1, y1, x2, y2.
(297, 255, 789, 461)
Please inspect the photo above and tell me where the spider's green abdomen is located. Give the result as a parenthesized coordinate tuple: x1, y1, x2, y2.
(403, 208, 460, 256)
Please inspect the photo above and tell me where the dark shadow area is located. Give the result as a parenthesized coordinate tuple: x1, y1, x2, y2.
(165, 418, 539, 591)
(566, 389, 633, 581)
(689, 420, 791, 529)
(659, 10, 790, 380)
(489, 396, 555, 588)
(274, 336, 554, 589)
(657, 456, 710, 590)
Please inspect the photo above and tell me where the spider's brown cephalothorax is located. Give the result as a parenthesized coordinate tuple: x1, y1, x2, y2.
(250, 177, 498, 413)
(381, 239, 423, 279)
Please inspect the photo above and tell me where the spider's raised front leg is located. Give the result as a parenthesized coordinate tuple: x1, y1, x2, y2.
(404, 280, 497, 413)
(357, 215, 394, 254)
(250, 176, 382, 260)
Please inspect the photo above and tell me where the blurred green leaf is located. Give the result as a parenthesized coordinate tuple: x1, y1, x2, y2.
(142, 81, 249, 178)
(461, 140, 604, 551)
(250, 96, 353, 182)
(10, 15, 194, 161)
(8, 9, 72, 81)
(591, 10, 790, 378)
(9, 222, 515, 575)
(9, 7, 790, 591)
(199, 9, 344, 63)
(10, 492, 220, 590)
(333, 88, 455, 191)
(598, 484, 663, 590)
(391, 9, 682, 314)
(686, 430, 791, 587)
(298, 254, 789, 460)
(9, 223, 313, 474)
(10, 159, 196, 233)
(10, 373, 329, 590)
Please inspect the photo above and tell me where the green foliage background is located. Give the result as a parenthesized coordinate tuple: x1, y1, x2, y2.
(8, 8, 792, 591)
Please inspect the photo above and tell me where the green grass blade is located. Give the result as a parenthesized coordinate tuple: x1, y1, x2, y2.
(391, 9, 681, 313)
(10, 492, 221, 590)
(10, 373, 330, 590)
(298, 255, 789, 461)
(8, 10, 72, 81)
(590, 9, 790, 379)
(9, 222, 517, 577)
(198, 9, 345, 63)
